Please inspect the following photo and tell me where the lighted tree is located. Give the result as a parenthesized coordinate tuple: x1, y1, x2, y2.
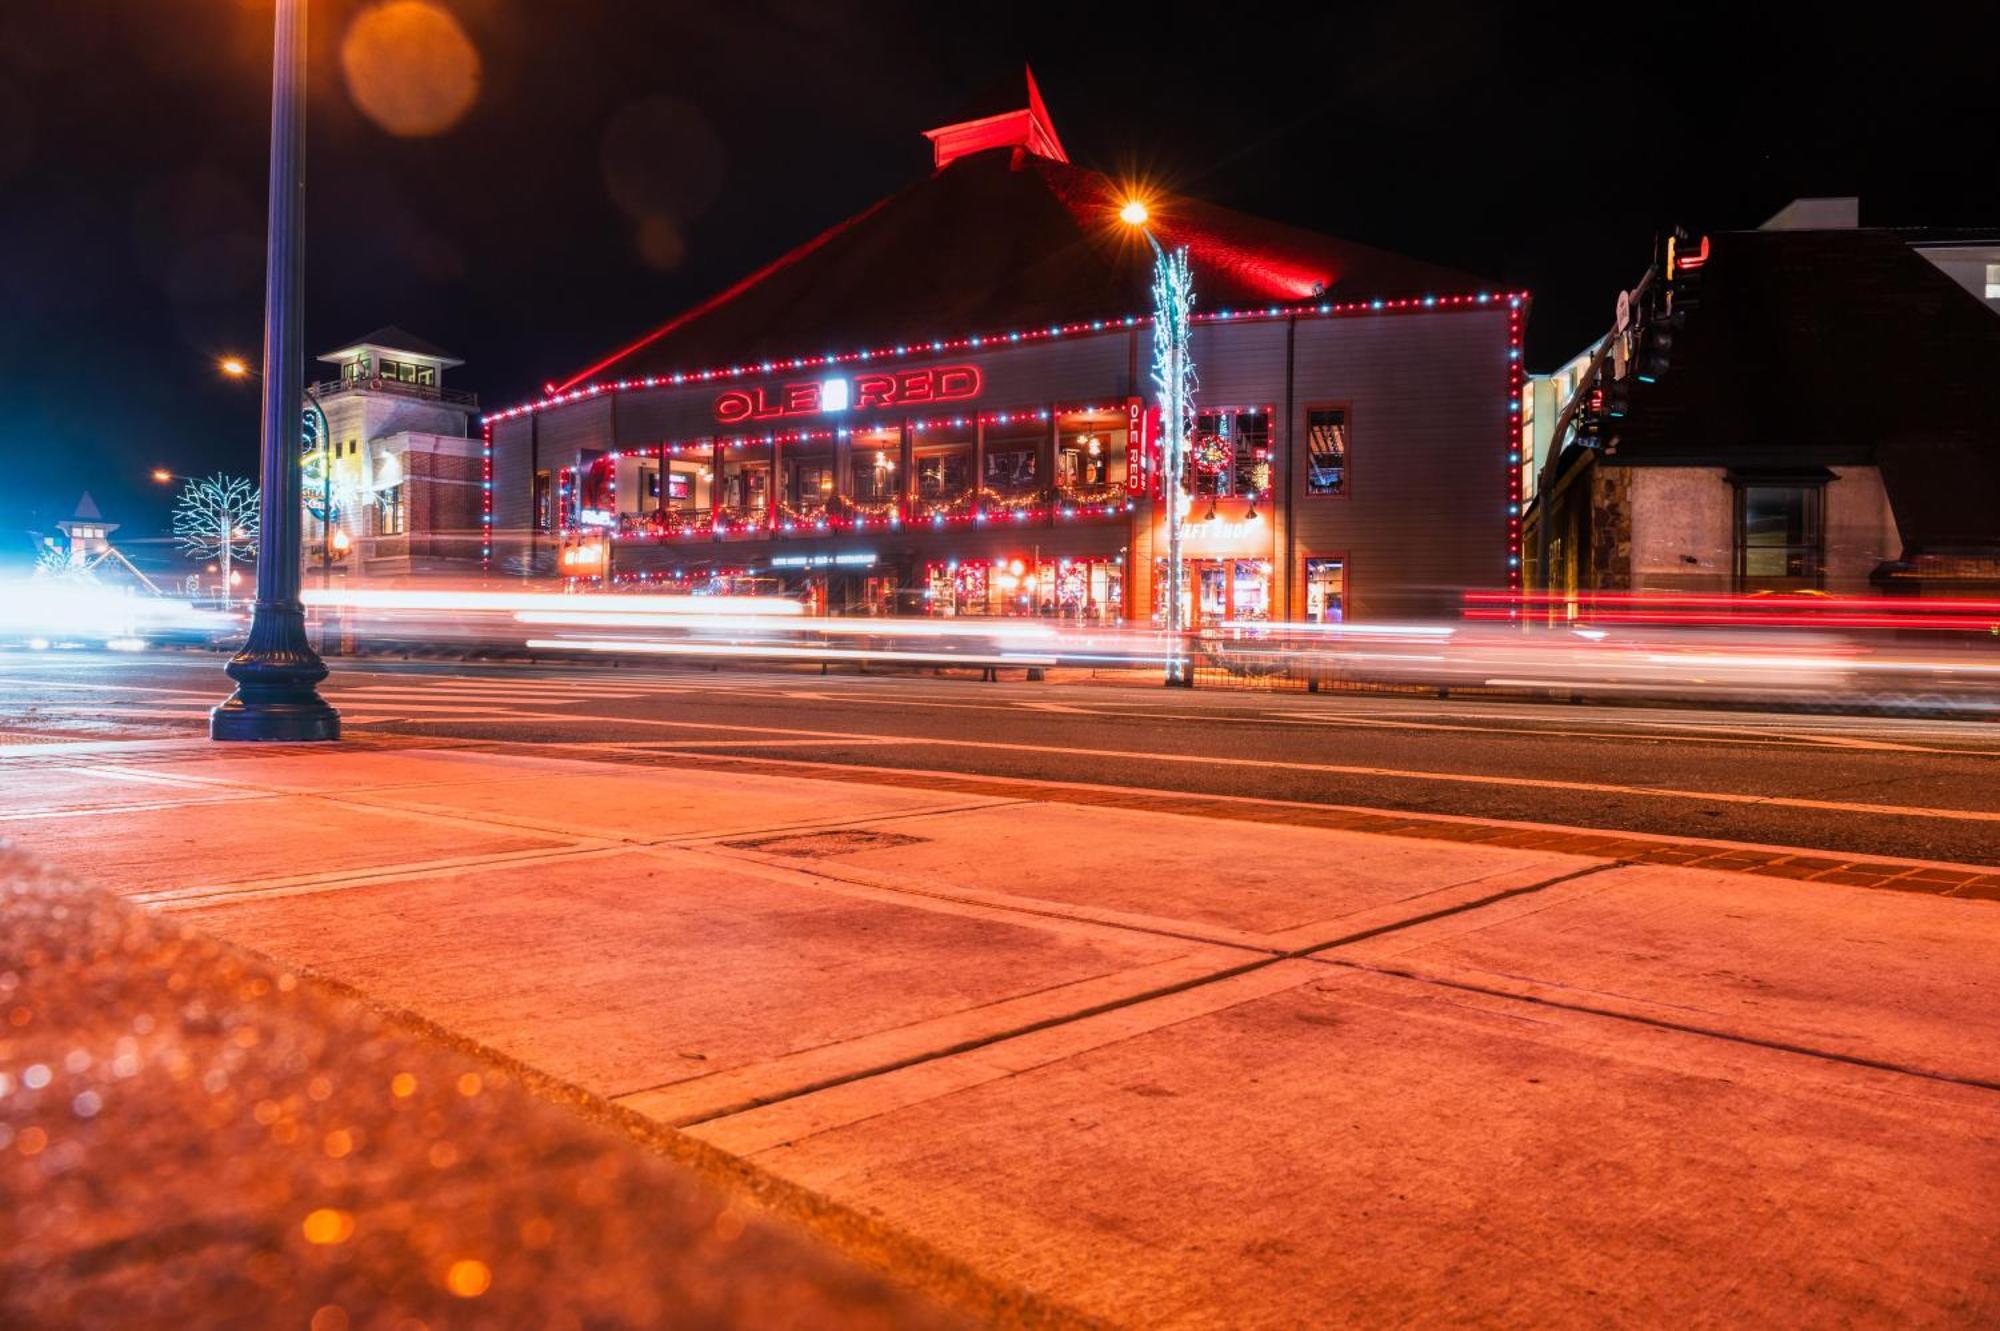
(172, 474, 259, 605)
(34, 540, 85, 580)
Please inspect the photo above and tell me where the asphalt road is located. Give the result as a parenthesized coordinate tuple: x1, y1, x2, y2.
(5, 650, 1999, 865)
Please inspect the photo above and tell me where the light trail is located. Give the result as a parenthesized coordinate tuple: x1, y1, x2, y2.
(524, 638, 1058, 666)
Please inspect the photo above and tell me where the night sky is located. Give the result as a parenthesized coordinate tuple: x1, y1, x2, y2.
(4, 1, 1995, 559)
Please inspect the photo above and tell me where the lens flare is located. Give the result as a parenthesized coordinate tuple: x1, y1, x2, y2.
(339, 1, 480, 138)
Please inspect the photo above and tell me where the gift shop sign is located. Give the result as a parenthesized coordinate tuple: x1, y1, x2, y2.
(714, 365, 982, 424)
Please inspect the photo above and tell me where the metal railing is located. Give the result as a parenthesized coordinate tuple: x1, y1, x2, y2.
(312, 376, 478, 409)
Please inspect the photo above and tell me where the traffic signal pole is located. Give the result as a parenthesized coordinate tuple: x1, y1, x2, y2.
(1528, 262, 1656, 609)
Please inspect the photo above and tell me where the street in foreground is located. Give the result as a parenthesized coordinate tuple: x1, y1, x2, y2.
(4, 653, 2000, 1326)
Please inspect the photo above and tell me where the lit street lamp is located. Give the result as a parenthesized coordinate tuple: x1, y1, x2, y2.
(1120, 199, 1196, 687)
(210, 0, 338, 742)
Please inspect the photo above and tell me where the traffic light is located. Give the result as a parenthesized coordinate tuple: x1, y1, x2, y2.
(1604, 376, 1631, 420)
(1665, 228, 1708, 324)
(1574, 382, 1606, 449)
(1634, 323, 1674, 383)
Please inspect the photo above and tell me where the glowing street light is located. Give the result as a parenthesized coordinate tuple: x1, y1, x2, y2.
(151, 468, 174, 484)
(1120, 195, 1195, 687)
(219, 356, 251, 379)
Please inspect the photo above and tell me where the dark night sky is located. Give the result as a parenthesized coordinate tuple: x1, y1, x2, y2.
(3, 1, 1996, 557)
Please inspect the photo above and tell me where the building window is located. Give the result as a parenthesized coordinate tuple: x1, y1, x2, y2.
(913, 422, 974, 518)
(378, 484, 407, 537)
(533, 470, 552, 532)
(847, 426, 901, 504)
(786, 456, 838, 517)
(1734, 482, 1823, 588)
(1305, 406, 1348, 495)
(1986, 262, 2000, 300)
(982, 417, 1042, 502)
(1305, 558, 1346, 622)
(1192, 409, 1270, 497)
(1055, 409, 1128, 503)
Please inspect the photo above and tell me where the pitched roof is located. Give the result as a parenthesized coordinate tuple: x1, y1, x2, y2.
(1609, 228, 2000, 553)
(553, 76, 1491, 394)
(319, 326, 461, 366)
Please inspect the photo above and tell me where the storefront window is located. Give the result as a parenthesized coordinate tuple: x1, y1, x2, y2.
(1735, 482, 1824, 588)
(1155, 558, 1273, 627)
(785, 453, 837, 520)
(847, 427, 902, 513)
(926, 556, 1123, 620)
(1192, 409, 1271, 497)
(663, 462, 705, 511)
(716, 442, 770, 521)
(913, 424, 973, 519)
(1056, 410, 1129, 504)
(981, 420, 1042, 512)
(1305, 407, 1347, 495)
(1305, 558, 1346, 622)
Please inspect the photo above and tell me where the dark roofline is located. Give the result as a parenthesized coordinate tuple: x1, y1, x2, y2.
(319, 325, 462, 366)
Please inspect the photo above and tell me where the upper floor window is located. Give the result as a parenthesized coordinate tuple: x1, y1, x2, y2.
(1985, 261, 2000, 300)
(372, 359, 435, 387)
(1192, 409, 1270, 497)
(1305, 406, 1348, 495)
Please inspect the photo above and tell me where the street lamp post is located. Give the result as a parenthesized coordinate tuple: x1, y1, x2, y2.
(211, 0, 339, 742)
(1122, 200, 1196, 687)
(224, 360, 337, 647)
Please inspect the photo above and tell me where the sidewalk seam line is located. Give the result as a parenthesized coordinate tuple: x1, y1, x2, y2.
(1317, 956, 2000, 1096)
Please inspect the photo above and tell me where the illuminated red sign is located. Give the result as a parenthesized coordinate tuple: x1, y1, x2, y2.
(714, 365, 982, 424)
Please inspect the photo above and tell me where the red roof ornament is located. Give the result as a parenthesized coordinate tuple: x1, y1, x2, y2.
(922, 65, 1069, 170)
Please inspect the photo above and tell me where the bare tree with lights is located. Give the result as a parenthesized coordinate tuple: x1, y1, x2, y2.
(172, 474, 259, 607)
(34, 539, 84, 580)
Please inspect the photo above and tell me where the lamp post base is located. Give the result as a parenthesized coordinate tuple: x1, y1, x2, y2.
(210, 605, 340, 742)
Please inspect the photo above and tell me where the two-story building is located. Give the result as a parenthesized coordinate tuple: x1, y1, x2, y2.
(308, 326, 483, 579)
(485, 72, 1526, 622)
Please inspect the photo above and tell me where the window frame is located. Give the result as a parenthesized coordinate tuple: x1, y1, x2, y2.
(377, 483, 408, 537)
(1301, 401, 1352, 499)
(1731, 477, 1826, 590)
(1299, 553, 1350, 623)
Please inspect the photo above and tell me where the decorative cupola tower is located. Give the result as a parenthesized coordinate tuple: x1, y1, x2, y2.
(55, 492, 118, 558)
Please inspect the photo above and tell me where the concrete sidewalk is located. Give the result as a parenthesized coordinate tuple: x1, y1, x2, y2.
(5, 735, 1999, 1326)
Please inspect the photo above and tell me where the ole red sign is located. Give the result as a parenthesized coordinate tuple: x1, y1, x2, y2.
(714, 364, 982, 424)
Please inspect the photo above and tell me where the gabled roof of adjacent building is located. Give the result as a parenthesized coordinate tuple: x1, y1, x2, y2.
(1608, 227, 2000, 554)
(551, 67, 1493, 395)
(319, 326, 462, 368)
